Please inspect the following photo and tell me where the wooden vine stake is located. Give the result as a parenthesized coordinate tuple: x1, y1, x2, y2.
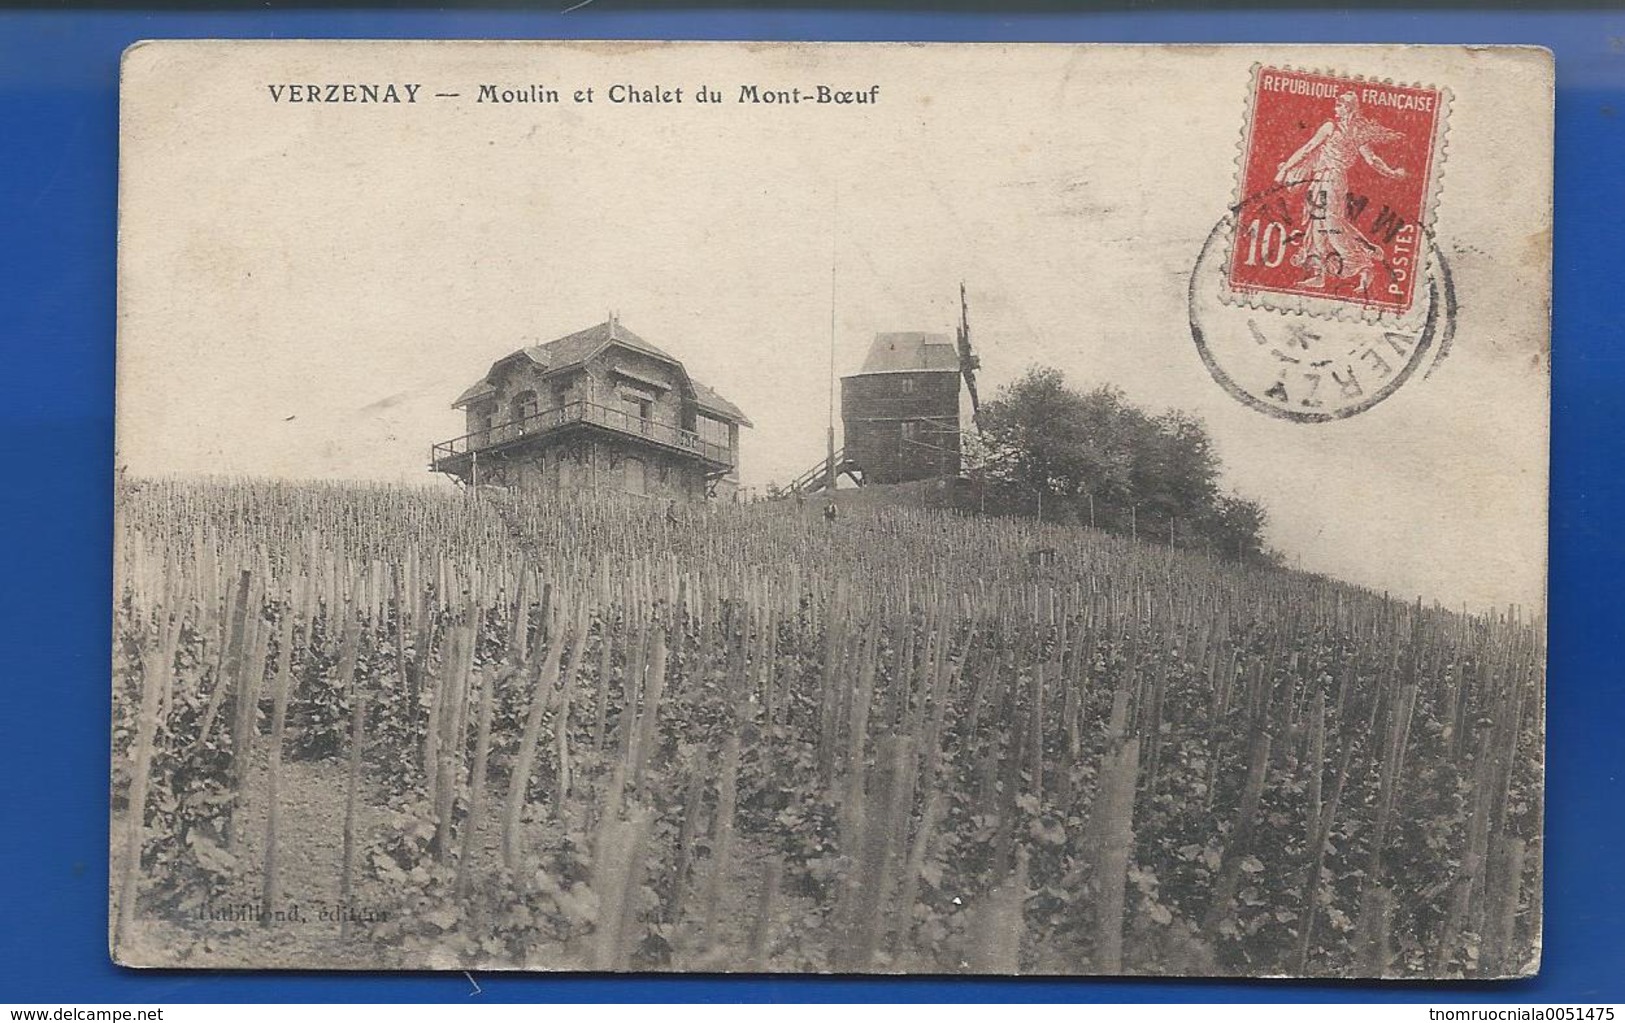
(1482, 835, 1527, 977)
(667, 753, 708, 929)
(114, 606, 181, 956)
(502, 609, 565, 867)
(225, 572, 268, 855)
(589, 807, 653, 971)
(969, 845, 1029, 974)
(842, 733, 911, 970)
(892, 790, 944, 960)
(700, 732, 741, 952)
(194, 569, 250, 753)
(629, 625, 669, 792)
(1094, 736, 1141, 974)
(431, 625, 466, 863)
(553, 597, 590, 819)
(338, 677, 370, 940)
(455, 655, 500, 897)
(745, 856, 783, 971)
(1355, 885, 1394, 977)
(1203, 713, 1272, 939)
(260, 580, 301, 926)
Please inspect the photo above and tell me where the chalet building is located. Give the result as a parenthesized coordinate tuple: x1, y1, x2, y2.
(840, 332, 962, 484)
(431, 318, 750, 501)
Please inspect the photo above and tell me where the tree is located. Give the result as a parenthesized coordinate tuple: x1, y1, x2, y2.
(975, 367, 1092, 519)
(974, 365, 1270, 561)
(1211, 494, 1271, 563)
(1130, 409, 1220, 542)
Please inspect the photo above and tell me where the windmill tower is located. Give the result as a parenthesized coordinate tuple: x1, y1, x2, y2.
(836, 284, 984, 486)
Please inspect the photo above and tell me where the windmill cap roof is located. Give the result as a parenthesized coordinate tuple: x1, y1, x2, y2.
(856, 332, 960, 374)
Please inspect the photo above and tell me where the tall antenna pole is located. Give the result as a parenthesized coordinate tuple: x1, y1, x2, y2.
(825, 184, 838, 495)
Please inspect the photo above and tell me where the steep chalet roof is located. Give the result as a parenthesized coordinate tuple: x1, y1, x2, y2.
(691, 381, 752, 428)
(854, 331, 961, 375)
(452, 320, 750, 426)
(453, 379, 496, 407)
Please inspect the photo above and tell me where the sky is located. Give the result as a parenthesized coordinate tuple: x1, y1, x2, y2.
(116, 41, 1551, 611)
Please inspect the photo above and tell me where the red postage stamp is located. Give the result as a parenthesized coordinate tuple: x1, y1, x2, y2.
(1228, 66, 1447, 316)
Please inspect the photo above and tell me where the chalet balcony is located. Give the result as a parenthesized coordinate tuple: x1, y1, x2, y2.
(431, 399, 735, 477)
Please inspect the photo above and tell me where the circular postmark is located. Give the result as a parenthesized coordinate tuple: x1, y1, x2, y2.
(1189, 211, 1456, 423)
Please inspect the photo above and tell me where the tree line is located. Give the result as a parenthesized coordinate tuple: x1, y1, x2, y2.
(969, 367, 1275, 564)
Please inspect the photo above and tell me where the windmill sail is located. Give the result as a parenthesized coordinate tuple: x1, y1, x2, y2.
(957, 282, 983, 431)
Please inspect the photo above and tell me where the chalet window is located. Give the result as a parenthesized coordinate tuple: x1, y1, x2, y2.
(618, 397, 650, 435)
(617, 383, 656, 432)
(696, 415, 730, 447)
(511, 390, 539, 425)
(901, 378, 917, 395)
(901, 421, 921, 443)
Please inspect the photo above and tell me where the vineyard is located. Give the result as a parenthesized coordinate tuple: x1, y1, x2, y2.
(109, 478, 1544, 976)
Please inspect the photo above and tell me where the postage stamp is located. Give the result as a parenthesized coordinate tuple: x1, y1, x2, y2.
(1190, 218, 1455, 423)
(1225, 66, 1449, 318)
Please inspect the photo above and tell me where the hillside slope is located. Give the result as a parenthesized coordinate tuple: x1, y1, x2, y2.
(110, 478, 1544, 977)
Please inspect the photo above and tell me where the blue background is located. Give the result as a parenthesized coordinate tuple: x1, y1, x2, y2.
(1, 5, 1619, 1004)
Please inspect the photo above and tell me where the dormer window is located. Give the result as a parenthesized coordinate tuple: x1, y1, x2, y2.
(610, 367, 671, 393)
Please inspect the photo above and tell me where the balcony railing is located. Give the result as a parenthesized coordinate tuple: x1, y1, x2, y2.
(432, 400, 733, 471)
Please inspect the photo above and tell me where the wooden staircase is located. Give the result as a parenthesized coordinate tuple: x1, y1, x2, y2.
(785, 447, 863, 495)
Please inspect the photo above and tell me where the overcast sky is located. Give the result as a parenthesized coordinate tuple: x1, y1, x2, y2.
(118, 41, 1551, 611)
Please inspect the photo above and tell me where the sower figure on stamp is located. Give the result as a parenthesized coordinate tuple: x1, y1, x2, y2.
(1273, 92, 1408, 293)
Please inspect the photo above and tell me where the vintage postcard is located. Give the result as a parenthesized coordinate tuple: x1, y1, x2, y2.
(111, 41, 1551, 977)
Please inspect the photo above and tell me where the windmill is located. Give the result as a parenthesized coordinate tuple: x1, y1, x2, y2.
(956, 282, 984, 433)
(787, 282, 988, 496)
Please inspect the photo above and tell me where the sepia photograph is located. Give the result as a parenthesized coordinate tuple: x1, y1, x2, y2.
(110, 41, 1551, 978)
